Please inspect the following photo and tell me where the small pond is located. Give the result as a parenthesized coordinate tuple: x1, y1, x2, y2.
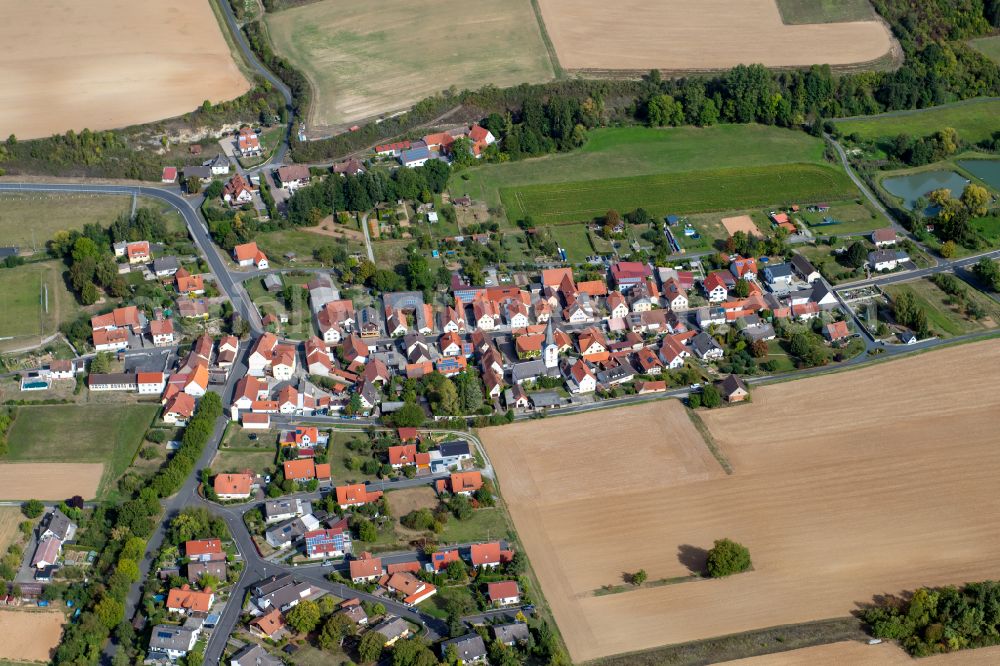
(881, 170, 971, 211)
(958, 159, 1000, 191)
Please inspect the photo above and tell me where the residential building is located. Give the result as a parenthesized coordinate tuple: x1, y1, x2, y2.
(791, 254, 820, 283)
(335, 483, 383, 509)
(263, 498, 312, 524)
(372, 616, 410, 645)
(382, 571, 437, 606)
(222, 174, 254, 206)
(719, 374, 749, 402)
(166, 585, 215, 615)
(691, 331, 724, 360)
(869, 249, 904, 271)
(440, 633, 487, 664)
(231, 644, 283, 666)
(233, 241, 268, 269)
(565, 358, 596, 394)
(824, 320, 852, 342)
(610, 261, 652, 291)
(148, 625, 199, 661)
(187, 560, 227, 583)
(436, 471, 483, 496)
(469, 541, 512, 568)
(493, 623, 531, 647)
(137, 371, 166, 395)
(149, 319, 176, 346)
(349, 552, 383, 583)
(763, 263, 794, 289)
(214, 473, 254, 500)
(303, 518, 352, 558)
(872, 227, 897, 247)
(487, 580, 521, 607)
(703, 272, 730, 302)
(42, 509, 77, 542)
(185, 539, 224, 562)
(88, 372, 136, 391)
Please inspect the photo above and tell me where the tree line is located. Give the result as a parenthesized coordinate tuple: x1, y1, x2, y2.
(862, 581, 1000, 656)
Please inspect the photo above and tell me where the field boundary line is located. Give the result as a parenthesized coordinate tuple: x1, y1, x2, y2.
(527, 0, 564, 78)
(685, 408, 733, 474)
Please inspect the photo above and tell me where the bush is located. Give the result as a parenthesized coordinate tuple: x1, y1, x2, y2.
(706, 538, 752, 577)
(21, 499, 43, 519)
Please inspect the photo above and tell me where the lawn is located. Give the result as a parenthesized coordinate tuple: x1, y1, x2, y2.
(763, 340, 796, 373)
(423, 584, 478, 620)
(254, 228, 364, 267)
(238, 126, 285, 168)
(836, 99, 1000, 143)
(452, 124, 830, 216)
(0, 192, 131, 251)
(212, 449, 277, 476)
(245, 276, 316, 340)
(796, 200, 885, 236)
(265, 0, 554, 131)
(883, 278, 1000, 338)
(500, 163, 856, 225)
(774, 0, 875, 24)
(0, 261, 83, 347)
(438, 507, 512, 545)
(795, 244, 866, 285)
(549, 225, 596, 262)
(968, 35, 1000, 65)
(5, 404, 159, 498)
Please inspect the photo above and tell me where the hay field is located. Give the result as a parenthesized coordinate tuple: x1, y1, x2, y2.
(0, 193, 131, 251)
(266, 0, 554, 131)
(0, 463, 103, 501)
(0, 0, 250, 139)
(0, 609, 66, 662)
(483, 340, 1000, 662)
(536, 0, 894, 71)
(0, 261, 82, 352)
(837, 99, 1000, 144)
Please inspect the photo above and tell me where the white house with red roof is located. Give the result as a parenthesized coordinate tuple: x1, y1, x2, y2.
(703, 272, 730, 303)
(233, 242, 268, 269)
(237, 127, 262, 157)
(565, 358, 596, 394)
(222, 174, 254, 206)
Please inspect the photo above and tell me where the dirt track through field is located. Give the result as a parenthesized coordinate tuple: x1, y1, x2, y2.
(0, 463, 103, 500)
(537, 0, 894, 71)
(0, 609, 65, 662)
(0, 0, 250, 139)
(483, 340, 1000, 662)
(725, 640, 1000, 664)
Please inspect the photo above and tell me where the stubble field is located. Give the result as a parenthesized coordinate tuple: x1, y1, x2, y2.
(483, 340, 1000, 662)
(0, 0, 250, 139)
(0, 609, 66, 662)
(536, 0, 895, 72)
(265, 0, 554, 131)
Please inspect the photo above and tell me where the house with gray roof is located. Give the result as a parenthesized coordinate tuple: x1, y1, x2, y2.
(529, 391, 563, 409)
(265, 515, 320, 549)
(790, 254, 820, 282)
(230, 643, 283, 666)
(510, 358, 547, 385)
(691, 331, 724, 360)
(42, 508, 77, 542)
(148, 624, 199, 660)
(263, 498, 312, 524)
(372, 616, 411, 645)
(492, 622, 531, 646)
(440, 633, 487, 663)
(153, 256, 181, 277)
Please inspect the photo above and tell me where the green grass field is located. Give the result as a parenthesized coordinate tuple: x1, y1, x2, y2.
(452, 125, 830, 218)
(549, 225, 596, 261)
(797, 200, 884, 235)
(265, 0, 553, 130)
(0, 261, 82, 346)
(6, 404, 159, 498)
(968, 35, 1000, 65)
(883, 279, 1000, 338)
(837, 99, 1000, 143)
(774, 0, 875, 24)
(437, 507, 512, 545)
(0, 193, 186, 251)
(500, 163, 856, 224)
(254, 228, 365, 268)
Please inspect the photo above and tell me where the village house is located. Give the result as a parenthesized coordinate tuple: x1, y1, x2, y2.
(610, 261, 652, 291)
(493, 623, 531, 647)
(276, 164, 311, 191)
(148, 625, 199, 661)
(303, 517, 352, 558)
(824, 320, 852, 342)
(238, 127, 262, 157)
(869, 249, 905, 272)
(719, 374, 750, 402)
(233, 241, 269, 269)
(470, 541, 513, 569)
(163, 392, 196, 425)
(487, 580, 521, 607)
(872, 227, 897, 248)
(441, 633, 488, 665)
(436, 471, 483, 496)
(565, 358, 596, 394)
(174, 268, 205, 295)
(154, 256, 181, 278)
(222, 174, 254, 206)
(791, 254, 821, 283)
(381, 571, 437, 606)
(166, 584, 215, 615)
(349, 552, 383, 583)
(373, 616, 411, 646)
(137, 371, 166, 395)
(213, 472, 255, 500)
(335, 483, 383, 509)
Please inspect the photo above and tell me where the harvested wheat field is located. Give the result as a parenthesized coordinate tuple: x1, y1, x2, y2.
(483, 340, 1000, 662)
(0, 0, 250, 139)
(725, 640, 1000, 665)
(0, 464, 102, 501)
(0, 609, 65, 662)
(388, 486, 439, 517)
(537, 0, 895, 72)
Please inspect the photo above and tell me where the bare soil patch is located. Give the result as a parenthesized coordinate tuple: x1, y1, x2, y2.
(0, 463, 103, 501)
(0, 609, 65, 662)
(0, 0, 250, 139)
(536, 0, 895, 71)
(388, 486, 439, 520)
(484, 340, 1000, 662)
(302, 219, 366, 242)
(721, 214, 764, 238)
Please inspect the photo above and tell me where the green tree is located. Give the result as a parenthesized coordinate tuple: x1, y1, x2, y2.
(961, 183, 990, 217)
(90, 351, 113, 374)
(94, 595, 124, 630)
(21, 499, 43, 519)
(286, 599, 322, 634)
(706, 538, 752, 577)
(702, 384, 722, 408)
(732, 279, 751, 298)
(391, 401, 425, 427)
(318, 611, 355, 649)
(845, 241, 868, 268)
(357, 519, 378, 542)
(631, 569, 648, 585)
(358, 629, 385, 663)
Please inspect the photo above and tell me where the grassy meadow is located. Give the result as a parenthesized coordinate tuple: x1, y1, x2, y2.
(501, 163, 855, 224)
(836, 99, 1000, 143)
(0, 261, 81, 344)
(775, 0, 875, 24)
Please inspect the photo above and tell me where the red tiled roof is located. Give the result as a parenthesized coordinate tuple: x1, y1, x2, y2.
(185, 539, 222, 557)
(283, 458, 316, 481)
(487, 580, 520, 601)
(214, 473, 253, 496)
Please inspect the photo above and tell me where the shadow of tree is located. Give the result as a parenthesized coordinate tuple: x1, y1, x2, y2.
(677, 544, 708, 575)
